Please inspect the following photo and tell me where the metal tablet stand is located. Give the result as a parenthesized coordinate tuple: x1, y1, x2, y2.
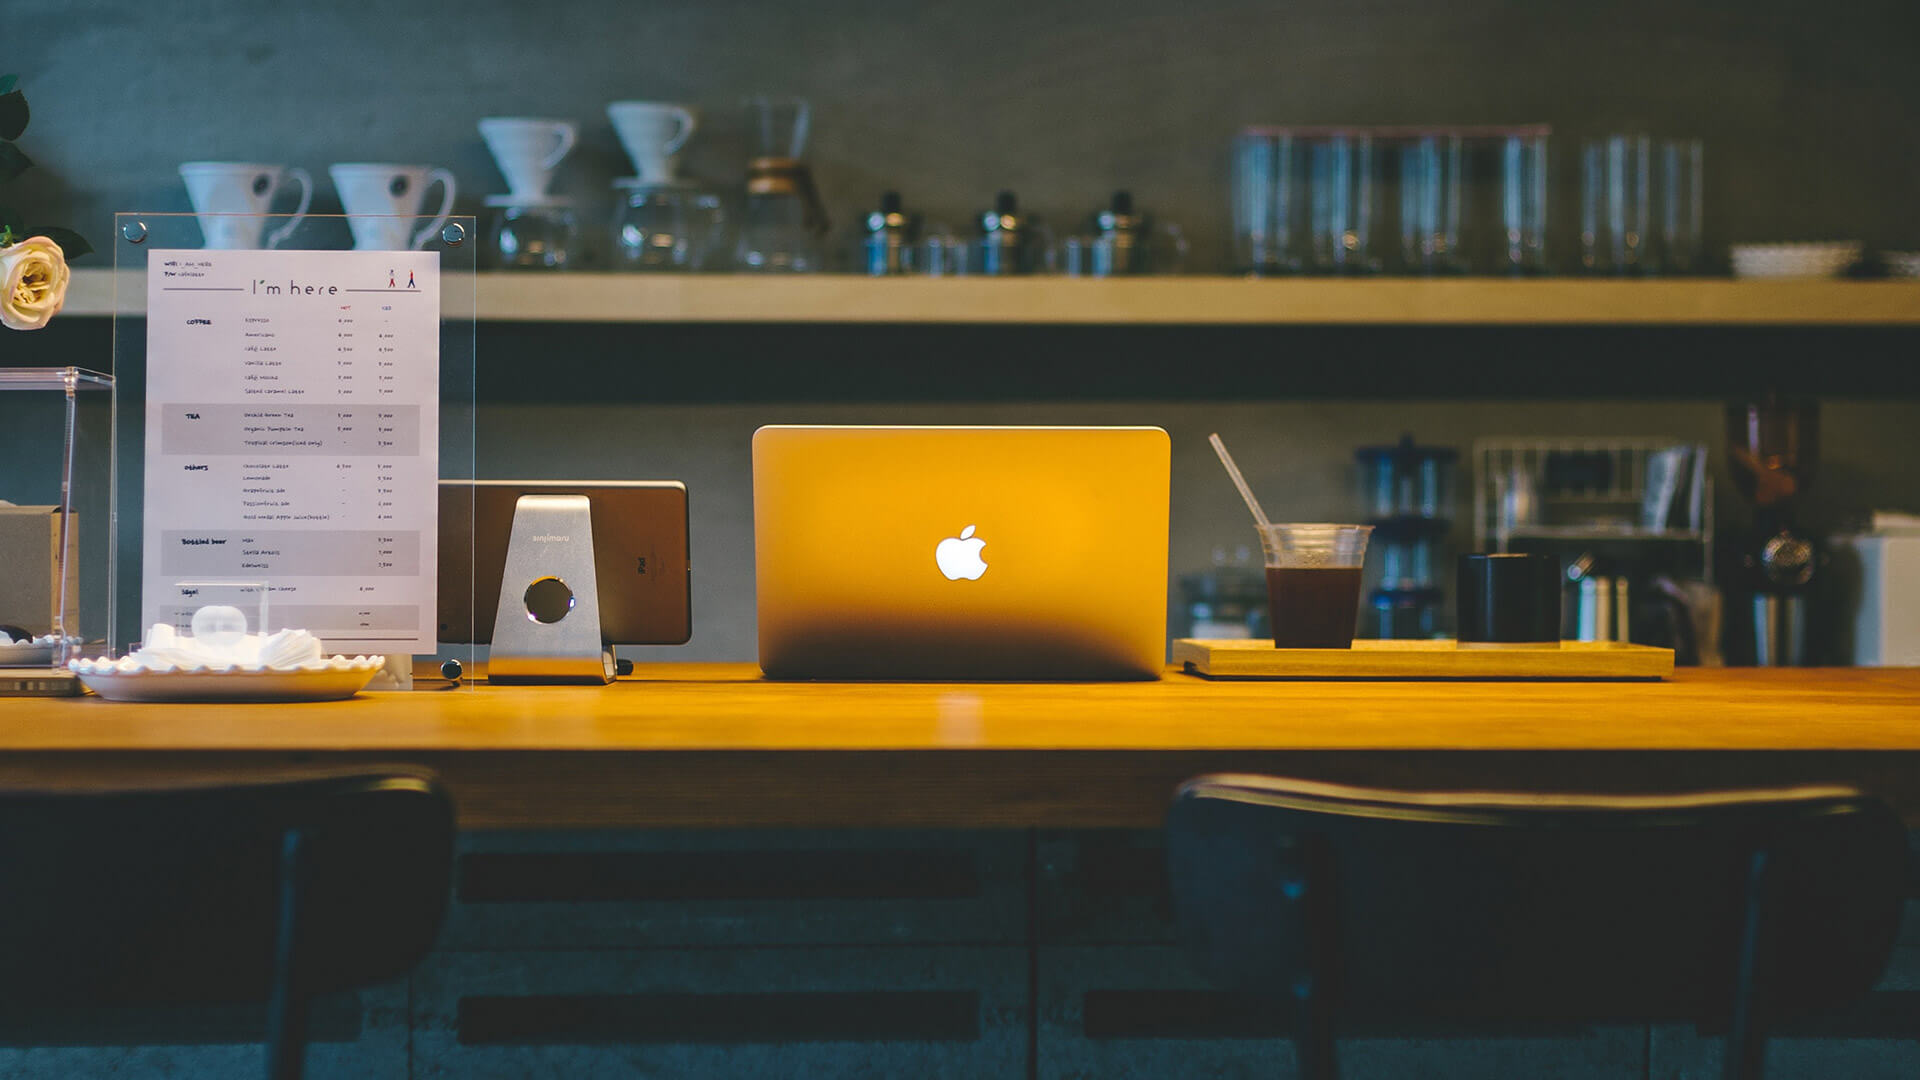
(487, 495, 615, 684)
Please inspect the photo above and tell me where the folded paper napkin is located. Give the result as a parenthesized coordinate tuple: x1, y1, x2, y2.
(1869, 510, 1920, 535)
(67, 623, 378, 675)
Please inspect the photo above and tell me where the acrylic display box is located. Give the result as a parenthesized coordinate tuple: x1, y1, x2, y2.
(0, 367, 115, 691)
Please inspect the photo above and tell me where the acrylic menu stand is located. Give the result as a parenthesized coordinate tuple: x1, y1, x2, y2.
(111, 212, 476, 688)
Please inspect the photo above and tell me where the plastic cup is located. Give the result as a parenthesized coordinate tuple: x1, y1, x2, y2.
(1258, 524, 1371, 648)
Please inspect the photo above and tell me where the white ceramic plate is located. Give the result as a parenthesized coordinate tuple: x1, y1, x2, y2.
(75, 666, 379, 703)
(0, 641, 55, 667)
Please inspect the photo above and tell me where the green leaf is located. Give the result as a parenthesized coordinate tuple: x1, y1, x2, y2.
(0, 75, 16, 96)
(0, 204, 21, 236)
(0, 91, 26, 142)
(26, 226, 91, 260)
(0, 141, 29, 184)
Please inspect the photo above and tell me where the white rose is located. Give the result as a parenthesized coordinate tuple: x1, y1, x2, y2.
(0, 236, 70, 331)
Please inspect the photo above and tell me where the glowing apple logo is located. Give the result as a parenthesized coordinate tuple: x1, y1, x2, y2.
(935, 524, 988, 581)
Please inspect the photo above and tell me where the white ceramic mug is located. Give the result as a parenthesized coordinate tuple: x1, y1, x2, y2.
(328, 163, 458, 250)
(607, 102, 698, 183)
(478, 117, 577, 197)
(178, 162, 313, 249)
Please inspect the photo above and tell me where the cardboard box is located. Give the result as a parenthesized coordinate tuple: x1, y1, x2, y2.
(0, 506, 80, 639)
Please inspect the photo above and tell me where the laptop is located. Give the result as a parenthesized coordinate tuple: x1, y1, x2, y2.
(753, 425, 1170, 680)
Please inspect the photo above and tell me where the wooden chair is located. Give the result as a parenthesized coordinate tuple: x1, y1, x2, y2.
(1165, 774, 1909, 1080)
(0, 769, 455, 1080)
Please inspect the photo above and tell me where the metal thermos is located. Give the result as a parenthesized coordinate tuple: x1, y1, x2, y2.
(1093, 190, 1144, 275)
(978, 190, 1029, 276)
(862, 190, 915, 275)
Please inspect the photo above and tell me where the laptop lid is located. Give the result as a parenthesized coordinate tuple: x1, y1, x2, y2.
(753, 425, 1170, 680)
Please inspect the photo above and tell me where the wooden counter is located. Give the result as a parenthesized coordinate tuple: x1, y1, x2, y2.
(5, 665, 1918, 828)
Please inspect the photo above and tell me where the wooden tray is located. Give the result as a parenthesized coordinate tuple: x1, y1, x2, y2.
(1172, 638, 1674, 680)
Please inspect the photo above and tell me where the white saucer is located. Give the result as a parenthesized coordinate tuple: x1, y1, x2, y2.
(1729, 241, 1861, 280)
(74, 664, 380, 703)
(484, 194, 575, 208)
(0, 641, 55, 667)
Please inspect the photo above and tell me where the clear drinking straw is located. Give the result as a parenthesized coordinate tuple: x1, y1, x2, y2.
(1208, 432, 1272, 530)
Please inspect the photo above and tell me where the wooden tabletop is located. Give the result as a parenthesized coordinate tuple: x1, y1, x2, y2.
(7, 665, 1919, 828)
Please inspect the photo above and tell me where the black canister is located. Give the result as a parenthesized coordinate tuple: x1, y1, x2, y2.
(1457, 553, 1560, 643)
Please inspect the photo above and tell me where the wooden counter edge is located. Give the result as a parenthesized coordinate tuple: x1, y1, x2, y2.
(5, 747, 1919, 831)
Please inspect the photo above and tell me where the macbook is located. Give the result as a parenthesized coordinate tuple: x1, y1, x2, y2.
(753, 425, 1170, 680)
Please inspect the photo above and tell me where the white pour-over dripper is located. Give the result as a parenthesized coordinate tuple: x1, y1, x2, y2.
(607, 101, 698, 184)
(478, 117, 577, 199)
(328, 163, 458, 251)
(178, 162, 313, 249)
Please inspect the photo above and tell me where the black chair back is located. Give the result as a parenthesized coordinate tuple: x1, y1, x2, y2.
(0, 769, 455, 1078)
(1166, 775, 1909, 1080)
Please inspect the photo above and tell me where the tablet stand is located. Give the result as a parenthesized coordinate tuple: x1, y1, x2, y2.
(488, 495, 615, 684)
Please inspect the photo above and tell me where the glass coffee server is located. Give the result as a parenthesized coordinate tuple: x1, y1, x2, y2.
(738, 96, 828, 272)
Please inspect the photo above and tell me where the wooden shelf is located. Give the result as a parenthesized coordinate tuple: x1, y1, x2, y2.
(62, 269, 1920, 325)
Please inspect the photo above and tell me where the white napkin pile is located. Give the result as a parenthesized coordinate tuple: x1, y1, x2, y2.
(67, 609, 378, 675)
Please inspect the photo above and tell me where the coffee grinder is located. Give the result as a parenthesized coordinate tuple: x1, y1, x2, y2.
(1725, 395, 1818, 665)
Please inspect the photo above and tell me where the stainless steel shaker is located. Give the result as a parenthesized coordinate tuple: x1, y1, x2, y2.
(977, 191, 1036, 275)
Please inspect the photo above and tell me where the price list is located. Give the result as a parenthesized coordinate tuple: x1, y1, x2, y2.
(141, 249, 440, 653)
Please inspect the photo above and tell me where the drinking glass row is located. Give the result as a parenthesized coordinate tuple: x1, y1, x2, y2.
(1231, 127, 1704, 276)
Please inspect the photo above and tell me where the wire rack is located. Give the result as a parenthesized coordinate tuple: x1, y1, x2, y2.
(1472, 438, 1713, 582)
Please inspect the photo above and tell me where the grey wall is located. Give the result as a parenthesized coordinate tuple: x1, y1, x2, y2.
(12, 0, 1920, 270)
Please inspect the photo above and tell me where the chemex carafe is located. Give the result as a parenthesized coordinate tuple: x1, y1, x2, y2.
(737, 96, 827, 272)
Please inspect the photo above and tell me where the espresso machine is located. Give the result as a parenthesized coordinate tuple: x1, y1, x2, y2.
(1725, 395, 1818, 665)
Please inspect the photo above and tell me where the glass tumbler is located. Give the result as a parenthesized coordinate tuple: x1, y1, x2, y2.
(1308, 133, 1379, 274)
(1398, 133, 1466, 274)
(1257, 523, 1372, 648)
(1500, 129, 1549, 274)
(1231, 131, 1305, 274)
(1656, 138, 1705, 274)
(1582, 134, 1652, 274)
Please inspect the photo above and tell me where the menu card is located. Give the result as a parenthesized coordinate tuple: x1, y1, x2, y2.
(141, 249, 440, 654)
